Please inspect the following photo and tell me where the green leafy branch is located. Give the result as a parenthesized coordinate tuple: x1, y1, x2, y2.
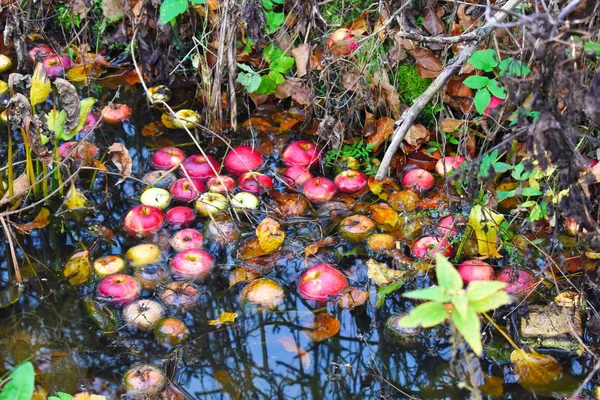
(398, 254, 511, 355)
(236, 44, 295, 95)
(326, 140, 377, 176)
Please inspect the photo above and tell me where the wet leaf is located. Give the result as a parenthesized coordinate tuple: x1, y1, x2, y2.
(367, 258, 406, 286)
(368, 176, 400, 201)
(62, 184, 90, 210)
(208, 312, 238, 326)
(83, 297, 118, 332)
(305, 236, 336, 257)
(238, 238, 272, 260)
(66, 64, 94, 83)
(0, 361, 34, 400)
(256, 217, 285, 254)
(338, 287, 369, 310)
(0, 174, 29, 205)
(30, 63, 50, 107)
(102, 0, 124, 21)
(14, 207, 50, 233)
(410, 48, 443, 78)
(277, 336, 311, 369)
(108, 143, 132, 184)
(365, 117, 395, 152)
(46, 109, 67, 139)
(54, 78, 81, 134)
(63, 250, 91, 285)
(229, 268, 260, 286)
(61, 97, 95, 140)
(404, 124, 429, 148)
(369, 202, 398, 231)
(510, 347, 562, 386)
(213, 370, 241, 400)
(440, 118, 464, 133)
(468, 205, 504, 257)
(141, 121, 166, 137)
(0, 285, 23, 308)
(303, 313, 340, 342)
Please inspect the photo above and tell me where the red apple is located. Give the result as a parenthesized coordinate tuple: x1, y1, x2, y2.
(496, 268, 536, 297)
(402, 168, 435, 192)
(42, 55, 71, 78)
(151, 147, 186, 170)
(123, 364, 166, 399)
(181, 154, 219, 181)
(206, 174, 236, 193)
(58, 140, 98, 160)
(435, 156, 466, 177)
(170, 248, 214, 280)
(437, 215, 459, 238)
(334, 169, 368, 194)
(29, 45, 56, 62)
(282, 166, 313, 186)
(169, 228, 204, 252)
(223, 145, 264, 176)
(96, 274, 142, 307)
(281, 140, 321, 168)
(458, 260, 495, 284)
(237, 172, 273, 194)
(101, 104, 131, 125)
(484, 96, 503, 115)
(298, 263, 349, 302)
(339, 214, 376, 242)
(133, 263, 170, 290)
(240, 278, 285, 309)
(303, 177, 336, 203)
(165, 206, 196, 227)
(170, 177, 205, 203)
(154, 317, 189, 346)
(77, 112, 100, 136)
(327, 28, 359, 56)
(159, 281, 199, 310)
(122, 299, 165, 331)
(123, 205, 165, 237)
(411, 236, 454, 261)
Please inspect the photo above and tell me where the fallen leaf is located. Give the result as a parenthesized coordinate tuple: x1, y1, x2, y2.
(30, 63, 50, 107)
(305, 237, 336, 257)
(291, 43, 310, 77)
(271, 191, 309, 216)
(372, 71, 402, 119)
(368, 176, 400, 201)
(256, 217, 285, 254)
(54, 78, 81, 134)
(102, 0, 125, 20)
(341, 71, 362, 91)
(0, 173, 29, 205)
(62, 184, 90, 210)
(277, 336, 311, 369)
(66, 64, 95, 83)
(72, 393, 108, 400)
(423, 7, 444, 35)
(365, 117, 395, 152)
(238, 238, 271, 260)
(208, 312, 238, 326)
(70, 0, 88, 18)
(441, 118, 464, 133)
(367, 258, 406, 286)
(369, 202, 398, 231)
(404, 124, 429, 148)
(14, 207, 50, 233)
(468, 205, 504, 257)
(303, 313, 340, 342)
(141, 121, 166, 137)
(511, 347, 562, 386)
(229, 268, 261, 286)
(338, 287, 369, 310)
(108, 143, 132, 184)
(410, 47, 443, 78)
(63, 250, 91, 285)
(275, 80, 310, 105)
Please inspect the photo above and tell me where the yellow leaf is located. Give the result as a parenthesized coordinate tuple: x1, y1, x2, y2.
(366, 258, 406, 286)
(510, 347, 562, 387)
(66, 64, 94, 83)
(14, 207, 51, 233)
(63, 250, 91, 285)
(468, 205, 504, 257)
(208, 311, 238, 326)
(30, 63, 51, 107)
(256, 217, 285, 254)
(62, 184, 90, 210)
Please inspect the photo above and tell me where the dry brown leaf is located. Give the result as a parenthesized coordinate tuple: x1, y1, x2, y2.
(256, 217, 285, 253)
(271, 191, 309, 216)
(441, 118, 464, 133)
(0, 174, 30, 205)
(70, 0, 88, 18)
(141, 121, 166, 137)
(303, 313, 340, 342)
(423, 7, 445, 35)
(372, 71, 402, 119)
(239, 238, 271, 260)
(275, 80, 310, 105)
(341, 71, 362, 91)
(457, 4, 478, 31)
(291, 43, 310, 78)
(108, 143, 132, 184)
(404, 124, 429, 148)
(410, 47, 443, 78)
(277, 336, 311, 369)
(365, 117, 395, 152)
(54, 78, 81, 134)
(102, 0, 124, 20)
(339, 287, 369, 310)
(305, 237, 336, 257)
(367, 258, 406, 286)
(510, 347, 562, 386)
(14, 207, 50, 234)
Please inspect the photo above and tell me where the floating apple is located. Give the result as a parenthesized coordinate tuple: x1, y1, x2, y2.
(458, 260, 495, 284)
(339, 214, 376, 242)
(206, 175, 236, 193)
(411, 236, 454, 261)
(76, 112, 100, 136)
(195, 192, 229, 217)
(181, 154, 219, 181)
(151, 147, 186, 170)
(123, 364, 166, 400)
(366, 233, 396, 252)
(159, 281, 199, 310)
(101, 103, 131, 125)
(93, 255, 126, 277)
(223, 145, 264, 176)
(29, 45, 55, 62)
(435, 156, 466, 177)
(170, 248, 215, 280)
(282, 166, 313, 186)
(334, 169, 368, 194)
(125, 243, 163, 267)
(123, 205, 165, 237)
(231, 191, 260, 211)
(42, 55, 71, 78)
(240, 278, 285, 309)
(147, 85, 172, 102)
(133, 263, 170, 290)
(388, 190, 420, 212)
(169, 228, 204, 252)
(142, 170, 177, 189)
(204, 219, 240, 247)
(496, 268, 536, 297)
(327, 28, 359, 56)
(170, 178, 205, 203)
(140, 187, 171, 210)
(58, 141, 98, 160)
(165, 206, 196, 227)
(281, 140, 321, 168)
(172, 109, 200, 129)
(402, 168, 435, 192)
(122, 299, 165, 331)
(302, 177, 336, 203)
(298, 263, 349, 302)
(96, 274, 142, 307)
(154, 317, 189, 346)
(237, 172, 273, 194)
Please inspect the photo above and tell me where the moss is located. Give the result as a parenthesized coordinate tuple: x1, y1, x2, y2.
(394, 64, 440, 124)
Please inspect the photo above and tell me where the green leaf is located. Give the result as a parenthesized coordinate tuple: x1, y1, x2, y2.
(451, 294, 469, 319)
(46, 109, 67, 138)
(247, 74, 262, 93)
(237, 63, 256, 73)
(268, 70, 285, 85)
(498, 58, 531, 77)
(0, 362, 35, 400)
(452, 307, 483, 355)
(62, 97, 95, 140)
(265, 11, 285, 34)
(271, 55, 295, 74)
(398, 302, 448, 328)
(493, 162, 512, 173)
(520, 200, 537, 208)
(376, 280, 405, 308)
(263, 44, 282, 63)
(262, 0, 273, 10)
(403, 286, 450, 302)
(236, 72, 251, 87)
(468, 49, 498, 72)
(466, 280, 507, 301)
(487, 79, 507, 99)
(462, 75, 490, 89)
(48, 393, 73, 400)
(473, 88, 491, 114)
(255, 75, 278, 95)
(521, 187, 542, 197)
(496, 190, 516, 203)
(435, 253, 463, 291)
(189, 0, 205, 3)
(159, 0, 188, 24)
(468, 290, 512, 313)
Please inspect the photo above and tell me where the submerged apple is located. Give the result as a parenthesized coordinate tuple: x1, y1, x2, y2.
(123, 205, 165, 237)
(496, 268, 536, 297)
(181, 154, 219, 182)
(206, 174, 236, 193)
(458, 260, 495, 284)
(122, 299, 165, 331)
(170, 248, 215, 280)
(123, 364, 166, 400)
(93, 255, 126, 277)
(282, 166, 313, 186)
(165, 206, 196, 227)
(302, 177, 336, 203)
(159, 281, 199, 310)
(154, 317, 189, 346)
(339, 214, 376, 242)
(223, 145, 264, 176)
(237, 172, 274, 194)
(169, 228, 204, 252)
(240, 278, 285, 309)
(297, 263, 349, 302)
(334, 169, 368, 194)
(170, 177, 205, 203)
(133, 263, 170, 290)
(195, 192, 229, 217)
(140, 187, 172, 210)
(96, 274, 142, 307)
(125, 243, 163, 267)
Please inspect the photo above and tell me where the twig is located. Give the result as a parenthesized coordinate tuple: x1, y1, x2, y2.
(0, 215, 21, 283)
(375, 0, 523, 181)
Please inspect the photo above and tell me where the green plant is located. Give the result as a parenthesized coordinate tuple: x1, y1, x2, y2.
(159, 0, 205, 25)
(394, 64, 440, 123)
(263, 0, 285, 34)
(0, 361, 34, 400)
(56, 5, 81, 31)
(48, 393, 73, 400)
(398, 254, 511, 355)
(236, 44, 294, 95)
(463, 50, 531, 114)
(425, 132, 459, 153)
(325, 140, 378, 176)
